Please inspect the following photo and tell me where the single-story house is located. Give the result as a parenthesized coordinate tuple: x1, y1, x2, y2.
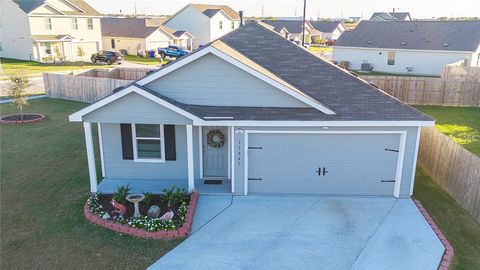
(69, 21, 434, 198)
(260, 20, 320, 43)
(101, 18, 194, 55)
(309, 20, 346, 41)
(333, 21, 480, 75)
(370, 12, 411, 21)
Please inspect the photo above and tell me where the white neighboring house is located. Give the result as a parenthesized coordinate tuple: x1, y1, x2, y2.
(101, 18, 194, 56)
(309, 21, 346, 40)
(260, 20, 319, 43)
(163, 4, 241, 49)
(1, 0, 103, 62)
(369, 12, 412, 21)
(333, 21, 480, 76)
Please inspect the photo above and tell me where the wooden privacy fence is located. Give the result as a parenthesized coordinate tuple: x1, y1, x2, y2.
(44, 67, 155, 103)
(418, 127, 480, 223)
(362, 76, 480, 107)
(44, 73, 133, 103)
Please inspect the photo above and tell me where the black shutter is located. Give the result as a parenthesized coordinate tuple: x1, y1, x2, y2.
(164, 125, 176, 161)
(120, 123, 133, 160)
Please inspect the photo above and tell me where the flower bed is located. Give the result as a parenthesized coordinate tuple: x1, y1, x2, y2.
(84, 190, 199, 239)
(0, 114, 46, 124)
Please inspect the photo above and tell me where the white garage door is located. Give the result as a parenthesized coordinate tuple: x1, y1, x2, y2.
(247, 133, 401, 196)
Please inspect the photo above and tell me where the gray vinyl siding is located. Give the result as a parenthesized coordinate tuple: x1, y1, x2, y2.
(145, 53, 309, 108)
(233, 126, 419, 197)
(101, 123, 200, 181)
(84, 92, 193, 125)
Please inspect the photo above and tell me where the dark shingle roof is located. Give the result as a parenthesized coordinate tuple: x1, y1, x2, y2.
(101, 18, 158, 38)
(370, 12, 411, 21)
(202, 9, 222, 18)
(14, 0, 45, 13)
(191, 4, 240, 20)
(261, 20, 307, 33)
(309, 21, 343, 33)
(335, 20, 480, 52)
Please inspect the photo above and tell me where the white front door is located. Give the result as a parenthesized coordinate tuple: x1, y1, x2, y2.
(203, 126, 229, 177)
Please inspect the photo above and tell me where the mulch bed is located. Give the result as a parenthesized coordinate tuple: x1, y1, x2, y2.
(99, 194, 188, 221)
(0, 114, 46, 124)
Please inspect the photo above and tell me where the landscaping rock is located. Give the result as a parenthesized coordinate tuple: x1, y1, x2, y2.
(147, 205, 161, 218)
(102, 212, 110, 220)
(160, 210, 174, 220)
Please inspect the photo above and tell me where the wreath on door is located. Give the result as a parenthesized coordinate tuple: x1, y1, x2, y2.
(207, 129, 225, 148)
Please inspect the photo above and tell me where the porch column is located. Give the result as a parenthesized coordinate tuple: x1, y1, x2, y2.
(186, 125, 195, 192)
(83, 122, 98, 193)
(198, 126, 203, 179)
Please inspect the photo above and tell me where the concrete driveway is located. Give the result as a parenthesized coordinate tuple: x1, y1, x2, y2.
(149, 195, 444, 270)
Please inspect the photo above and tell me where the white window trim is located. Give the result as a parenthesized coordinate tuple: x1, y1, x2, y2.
(87, 18, 93, 30)
(132, 124, 166, 163)
(44, 17, 52, 30)
(71, 18, 78, 30)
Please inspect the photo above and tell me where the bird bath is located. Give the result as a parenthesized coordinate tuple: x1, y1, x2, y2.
(126, 194, 145, 218)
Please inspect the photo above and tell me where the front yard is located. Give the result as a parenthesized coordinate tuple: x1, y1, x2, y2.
(123, 55, 170, 66)
(0, 57, 110, 77)
(0, 99, 181, 269)
(414, 105, 480, 156)
(1, 98, 478, 269)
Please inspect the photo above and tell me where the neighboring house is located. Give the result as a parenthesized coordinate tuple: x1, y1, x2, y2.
(260, 20, 319, 43)
(101, 18, 194, 56)
(163, 4, 240, 49)
(1, 0, 103, 62)
(69, 22, 433, 199)
(333, 21, 480, 75)
(309, 20, 346, 40)
(370, 12, 412, 21)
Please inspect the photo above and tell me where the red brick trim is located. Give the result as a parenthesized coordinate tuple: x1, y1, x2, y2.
(412, 198, 454, 270)
(0, 114, 46, 124)
(84, 191, 199, 240)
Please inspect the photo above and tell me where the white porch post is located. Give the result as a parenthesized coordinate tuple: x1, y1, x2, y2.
(83, 122, 98, 193)
(186, 125, 195, 192)
(198, 126, 203, 179)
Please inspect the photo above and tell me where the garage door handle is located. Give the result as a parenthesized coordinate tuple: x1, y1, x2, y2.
(323, 167, 328, 176)
(316, 167, 328, 176)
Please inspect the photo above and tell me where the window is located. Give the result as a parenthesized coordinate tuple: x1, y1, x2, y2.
(387, 52, 396, 65)
(43, 42, 52, 54)
(44, 17, 52, 30)
(71, 18, 78, 30)
(87, 18, 93, 30)
(231, 21, 235, 29)
(219, 21, 223, 29)
(133, 124, 165, 162)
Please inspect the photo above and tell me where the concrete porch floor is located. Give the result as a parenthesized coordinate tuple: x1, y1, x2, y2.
(96, 178, 231, 194)
(149, 195, 445, 270)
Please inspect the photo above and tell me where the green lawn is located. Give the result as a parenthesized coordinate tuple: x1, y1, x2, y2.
(0, 57, 110, 77)
(123, 55, 170, 66)
(308, 46, 333, 53)
(414, 167, 480, 270)
(0, 99, 181, 269)
(414, 106, 480, 156)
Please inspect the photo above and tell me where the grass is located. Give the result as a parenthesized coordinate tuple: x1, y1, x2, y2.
(308, 46, 333, 53)
(414, 167, 480, 270)
(355, 70, 440, 78)
(0, 99, 182, 269)
(414, 106, 480, 156)
(123, 55, 170, 66)
(0, 57, 110, 77)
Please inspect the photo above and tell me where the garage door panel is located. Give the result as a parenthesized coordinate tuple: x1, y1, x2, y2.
(248, 133, 400, 196)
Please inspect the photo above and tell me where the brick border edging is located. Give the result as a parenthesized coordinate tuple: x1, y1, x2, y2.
(84, 191, 199, 240)
(412, 198, 454, 270)
(0, 114, 46, 124)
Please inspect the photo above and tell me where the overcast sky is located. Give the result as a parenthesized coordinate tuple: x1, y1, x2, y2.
(85, 0, 480, 19)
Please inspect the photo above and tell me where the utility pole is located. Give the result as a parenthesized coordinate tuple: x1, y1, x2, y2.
(261, 5, 264, 17)
(134, 1, 137, 17)
(301, 0, 307, 46)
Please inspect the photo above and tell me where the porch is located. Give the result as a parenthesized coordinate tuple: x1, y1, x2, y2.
(97, 178, 232, 194)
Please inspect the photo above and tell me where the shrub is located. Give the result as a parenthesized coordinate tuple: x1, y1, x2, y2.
(112, 185, 130, 204)
(162, 186, 187, 207)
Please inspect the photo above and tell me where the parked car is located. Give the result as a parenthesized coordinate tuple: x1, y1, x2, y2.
(158, 45, 189, 59)
(91, 51, 124, 65)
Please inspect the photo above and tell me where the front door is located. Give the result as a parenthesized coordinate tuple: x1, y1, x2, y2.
(203, 126, 228, 177)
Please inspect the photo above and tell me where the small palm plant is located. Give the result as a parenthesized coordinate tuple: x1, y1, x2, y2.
(8, 74, 30, 121)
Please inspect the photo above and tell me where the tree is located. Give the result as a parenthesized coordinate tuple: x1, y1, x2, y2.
(76, 45, 85, 65)
(8, 74, 30, 121)
(54, 45, 63, 63)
